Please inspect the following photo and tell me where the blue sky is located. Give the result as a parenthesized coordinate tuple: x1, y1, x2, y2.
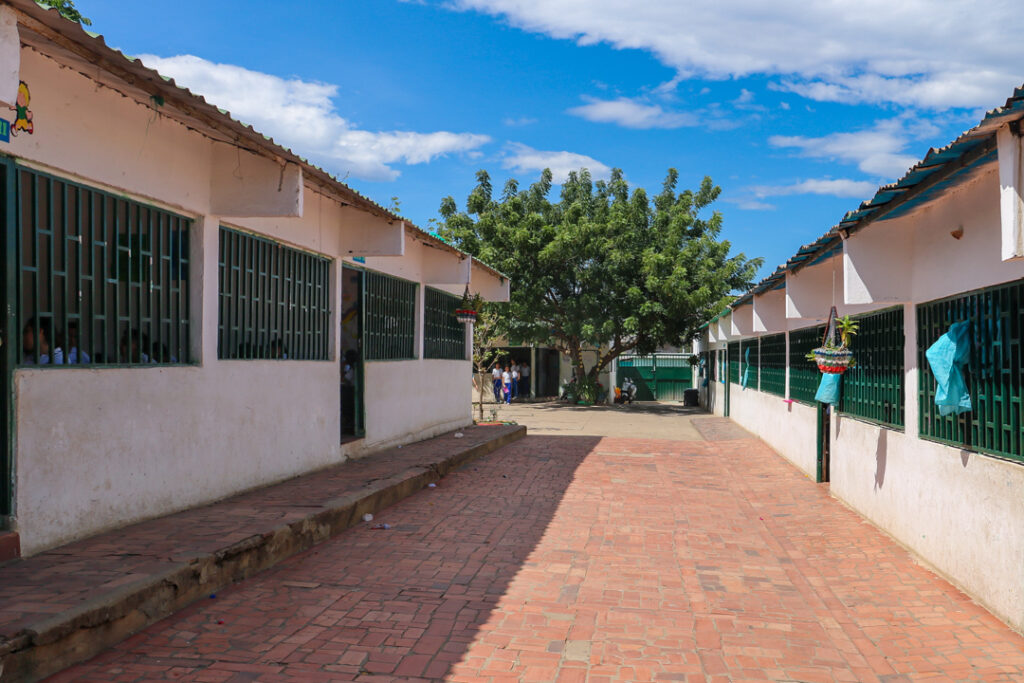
(77, 0, 1023, 280)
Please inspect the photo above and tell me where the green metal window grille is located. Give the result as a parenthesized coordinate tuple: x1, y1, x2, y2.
(708, 349, 716, 381)
(218, 227, 330, 360)
(727, 341, 740, 384)
(789, 325, 825, 404)
(424, 287, 465, 360)
(918, 281, 1022, 461)
(17, 166, 191, 366)
(753, 339, 761, 390)
(759, 333, 787, 397)
(364, 270, 417, 360)
(840, 307, 905, 429)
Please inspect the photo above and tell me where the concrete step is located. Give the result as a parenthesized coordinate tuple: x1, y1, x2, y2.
(0, 424, 526, 682)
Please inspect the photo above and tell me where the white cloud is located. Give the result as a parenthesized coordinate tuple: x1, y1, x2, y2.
(751, 178, 877, 199)
(731, 199, 777, 211)
(138, 54, 490, 181)
(768, 116, 936, 178)
(502, 116, 538, 127)
(567, 96, 698, 129)
(501, 143, 611, 183)
(443, 0, 1024, 109)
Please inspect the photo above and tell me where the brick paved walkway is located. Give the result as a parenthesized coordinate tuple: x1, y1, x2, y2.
(50, 432, 1024, 682)
(0, 424, 523, 681)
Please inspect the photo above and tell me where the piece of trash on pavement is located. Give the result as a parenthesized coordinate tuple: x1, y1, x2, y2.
(371, 523, 392, 530)
(454, 432, 464, 438)
(427, 482, 437, 488)
(362, 513, 374, 522)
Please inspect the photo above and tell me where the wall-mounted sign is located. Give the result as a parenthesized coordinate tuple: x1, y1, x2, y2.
(352, 256, 366, 264)
(9, 80, 32, 136)
(0, 118, 9, 143)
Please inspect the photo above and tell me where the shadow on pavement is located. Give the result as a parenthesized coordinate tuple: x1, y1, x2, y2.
(53, 435, 604, 681)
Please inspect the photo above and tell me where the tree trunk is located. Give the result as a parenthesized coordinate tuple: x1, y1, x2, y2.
(477, 368, 485, 421)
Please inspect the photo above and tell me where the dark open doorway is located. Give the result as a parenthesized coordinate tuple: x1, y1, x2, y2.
(340, 265, 364, 440)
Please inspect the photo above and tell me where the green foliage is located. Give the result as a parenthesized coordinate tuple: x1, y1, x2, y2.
(837, 315, 859, 348)
(38, 0, 92, 25)
(438, 167, 762, 381)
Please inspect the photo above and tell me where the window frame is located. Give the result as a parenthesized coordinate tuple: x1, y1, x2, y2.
(16, 164, 193, 368)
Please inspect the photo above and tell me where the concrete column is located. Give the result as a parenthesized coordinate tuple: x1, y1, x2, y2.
(903, 303, 919, 439)
(530, 345, 537, 399)
(415, 283, 425, 360)
(195, 215, 220, 365)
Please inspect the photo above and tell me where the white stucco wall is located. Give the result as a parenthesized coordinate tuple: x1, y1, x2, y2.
(357, 359, 472, 454)
(829, 414, 1024, 631)
(15, 362, 341, 555)
(728, 386, 819, 478)
(3, 41, 491, 555)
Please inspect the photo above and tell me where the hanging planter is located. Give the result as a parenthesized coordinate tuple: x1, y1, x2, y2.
(806, 311, 859, 375)
(812, 346, 854, 374)
(455, 283, 477, 324)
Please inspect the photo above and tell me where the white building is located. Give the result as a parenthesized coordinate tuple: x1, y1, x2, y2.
(697, 87, 1024, 631)
(0, 1, 508, 557)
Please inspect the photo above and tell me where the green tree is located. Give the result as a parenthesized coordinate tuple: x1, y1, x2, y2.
(468, 295, 501, 421)
(437, 167, 761, 386)
(39, 0, 92, 25)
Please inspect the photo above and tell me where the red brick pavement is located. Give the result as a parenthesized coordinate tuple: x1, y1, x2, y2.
(0, 425, 519, 642)
(50, 433, 1024, 682)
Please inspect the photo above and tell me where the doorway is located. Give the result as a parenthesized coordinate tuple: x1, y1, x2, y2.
(816, 403, 830, 482)
(340, 265, 364, 439)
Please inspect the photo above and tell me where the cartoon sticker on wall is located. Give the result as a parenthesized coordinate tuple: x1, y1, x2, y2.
(10, 81, 33, 136)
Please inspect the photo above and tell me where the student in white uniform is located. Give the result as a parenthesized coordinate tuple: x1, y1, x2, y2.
(501, 366, 512, 405)
(491, 363, 503, 401)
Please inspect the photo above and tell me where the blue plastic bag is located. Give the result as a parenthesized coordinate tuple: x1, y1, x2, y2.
(925, 320, 972, 416)
(815, 372, 842, 405)
(741, 347, 751, 389)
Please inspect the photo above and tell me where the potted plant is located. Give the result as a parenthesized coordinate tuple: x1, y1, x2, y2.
(807, 315, 859, 374)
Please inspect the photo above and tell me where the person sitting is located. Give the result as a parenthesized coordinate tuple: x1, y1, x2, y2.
(22, 317, 63, 365)
(120, 329, 151, 363)
(62, 321, 90, 364)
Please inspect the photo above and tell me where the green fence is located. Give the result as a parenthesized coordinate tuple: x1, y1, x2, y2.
(17, 166, 191, 366)
(918, 281, 1022, 461)
(840, 307, 904, 429)
(423, 287, 465, 360)
(789, 325, 824, 404)
(218, 227, 330, 360)
(759, 333, 786, 396)
(364, 270, 417, 360)
(727, 341, 740, 384)
(618, 353, 693, 400)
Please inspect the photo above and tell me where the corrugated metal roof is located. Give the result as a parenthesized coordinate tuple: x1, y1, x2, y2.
(717, 82, 1024, 322)
(10, 0, 507, 282)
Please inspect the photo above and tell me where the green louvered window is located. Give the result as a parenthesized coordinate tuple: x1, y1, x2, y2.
(840, 307, 904, 429)
(789, 325, 824, 404)
(708, 349, 716, 381)
(17, 166, 191, 366)
(759, 333, 786, 397)
(728, 341, 741, 384)
(918, 281, 1022, 461)
(365, 270, 417, 360)
(218, 227, 330, 360)
(424, 287, 465, 360)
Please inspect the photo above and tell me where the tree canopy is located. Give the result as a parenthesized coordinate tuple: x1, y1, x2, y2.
(437, 167, 762, 386)
(39, 0, 92, 26)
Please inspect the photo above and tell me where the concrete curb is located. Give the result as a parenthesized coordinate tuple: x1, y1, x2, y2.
(0, 425, 526, 682)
